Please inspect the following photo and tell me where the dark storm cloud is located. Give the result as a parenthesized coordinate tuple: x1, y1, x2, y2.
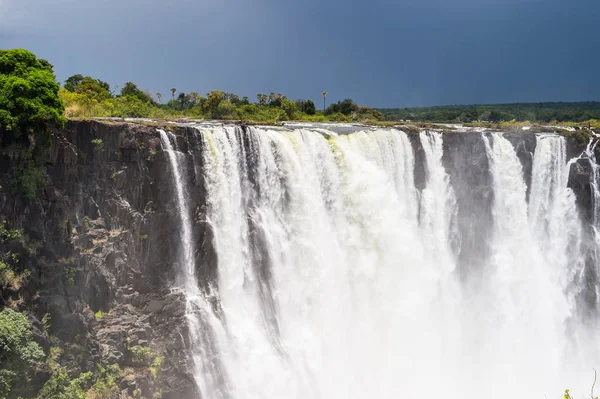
(1, 0, 598, 107)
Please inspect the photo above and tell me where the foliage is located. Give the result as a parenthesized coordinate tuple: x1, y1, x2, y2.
(9, 158, 47, 201)
(41, 313, 51, 332)
(216, 100, 236, 119)
(0, 308, 45, 399)
(0, 49, 65, 146)
(35, 368, 92, 399)
(150, 356, 163, 379)
(296, 99, 316, 115)
(325, 98, 358, 116)
(37, 353, 120, 399)
(84, 364, 120, 399)
(90, 138, 103, 152)
(379, 101, 600, 123)
(128, 345, 153, 365)
(0, 221, 26, 291)
(236, 104, 282, 122)
(280, 99, 297, 120)
(121, 82, 153, 103)
(203, 90, 225, 118)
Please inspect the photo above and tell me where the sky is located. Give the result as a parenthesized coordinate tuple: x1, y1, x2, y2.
(0, 0, 599, 108)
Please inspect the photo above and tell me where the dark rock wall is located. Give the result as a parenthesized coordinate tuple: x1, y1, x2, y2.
(0, 121, 210, 399)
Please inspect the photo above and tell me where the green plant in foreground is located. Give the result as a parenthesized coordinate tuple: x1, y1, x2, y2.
(0, 308, 45, 399)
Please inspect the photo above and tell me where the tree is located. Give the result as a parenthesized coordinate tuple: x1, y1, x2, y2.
(64, 74, 110, 95)
(120, 82, 152, 103)
(63, 74, 84, 92)
(203, 90, 225, 117)
(216, 100, 236, 119)
(177, 92, 188, 110)
(0, 309, 45, 399)
(224, 93, 240, 106)
(188, 92, 200, 105)
(281, 99, 297, 120)
(170, 88, 176, 101)
(321, 91, 328, 111)
(74, 77, 111, 101)
(325, 98, 358, 116)
(296, 100, 316, 115)
(257, 94, 267, 105)
(0, 49, 65, 146)
(156, 93, 162, 104)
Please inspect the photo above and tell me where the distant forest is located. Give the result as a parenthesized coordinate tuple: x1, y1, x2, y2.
(378, 102, 600, 123)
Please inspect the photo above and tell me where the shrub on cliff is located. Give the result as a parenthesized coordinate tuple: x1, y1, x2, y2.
(0, 49, 65, 147)
(0, 308, 45, 399)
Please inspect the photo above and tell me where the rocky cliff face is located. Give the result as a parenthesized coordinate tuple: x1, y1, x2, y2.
(0, 121, 597, 398)
(0, 121, 209, 398)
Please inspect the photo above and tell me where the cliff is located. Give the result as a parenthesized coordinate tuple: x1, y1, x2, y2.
(0, 120, 597, 398)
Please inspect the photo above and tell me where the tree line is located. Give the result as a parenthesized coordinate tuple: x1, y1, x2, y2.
(59, 73, 382, 123)
(379, 102, 600, 123)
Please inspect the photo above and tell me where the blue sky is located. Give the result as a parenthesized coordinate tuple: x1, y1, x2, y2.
(1, 0, 599, 107)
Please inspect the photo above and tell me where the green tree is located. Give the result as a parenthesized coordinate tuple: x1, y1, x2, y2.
(257, 94, 267, 105)
(296, 100, 316, 115)
(64, 74, 110, 95)
(203, 90, 225, 117)
(0, 309, 45, 399)
(156, 93, 162, 104)
(177, 92, 188, 110)
(63, 74, 84, 92)
(224, 93, 240, 105)
(216, 100, 236, 119)
(325, 98, 358, 116)
(0, 49, 65, 146)
(120, 82, 152, 103)
(281, 99, 297, 120)
(170, 88, 176, 101)
(74, 78, 111, 102)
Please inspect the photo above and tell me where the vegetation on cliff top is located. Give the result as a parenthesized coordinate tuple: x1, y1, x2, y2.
(0, 49, 65, 147)
(60, 81, 383, 123)
(379, 102, 600, 125)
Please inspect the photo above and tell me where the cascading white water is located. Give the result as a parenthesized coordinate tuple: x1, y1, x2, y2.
(478, 133, 584, 393)
(159, 130, 230, 398)
(161, 126, 599, 399)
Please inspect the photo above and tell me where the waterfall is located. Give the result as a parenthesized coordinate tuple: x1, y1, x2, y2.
(418, 131, 458, 274)
(160, 126, 599, 399)
(158, 130, 229, 399)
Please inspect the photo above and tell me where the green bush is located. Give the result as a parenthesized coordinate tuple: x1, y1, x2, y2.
(0, 309, 45, 399)
(216, 100, 236, 119)
(9, 159, 47, 200)
(129, 345, 153, 365)
(0, 221, 26, 291)
(35, 368, 92, 399)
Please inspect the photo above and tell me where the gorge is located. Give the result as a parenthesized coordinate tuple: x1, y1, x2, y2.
(1, 121, 599, 399)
